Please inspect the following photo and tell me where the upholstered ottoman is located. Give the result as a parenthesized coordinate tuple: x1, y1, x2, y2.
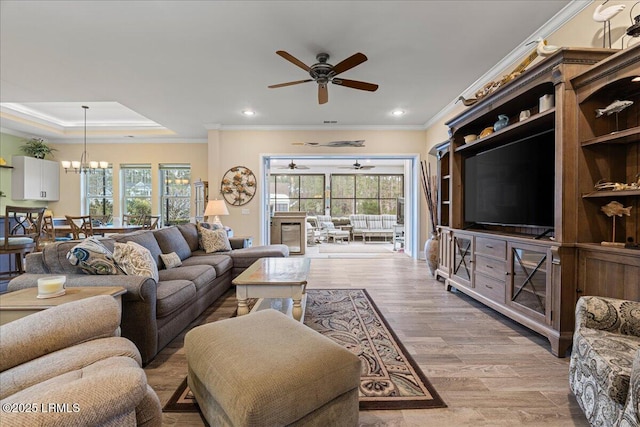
(185, 309, 361, 427)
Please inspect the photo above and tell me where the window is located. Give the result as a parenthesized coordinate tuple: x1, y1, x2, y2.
(84, 167, 113, 218)
(269, 174, 325, 216)
(122, 164, 152, 218)
(160, 164, 191, 225)
(330, 174, 403, 216)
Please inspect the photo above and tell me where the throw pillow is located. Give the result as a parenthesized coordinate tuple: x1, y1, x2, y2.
(67, 237, 125, 275)
(197, 223, 231, 253)
(160, 252, 182, 269)
(113, 241, 159, 282)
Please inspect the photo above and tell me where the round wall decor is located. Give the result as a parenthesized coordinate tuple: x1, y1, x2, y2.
(220, 166, 256, 206)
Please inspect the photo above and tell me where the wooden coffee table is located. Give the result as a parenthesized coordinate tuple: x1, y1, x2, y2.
(232, 257, 311, 321)
(0, 286, 126, 325)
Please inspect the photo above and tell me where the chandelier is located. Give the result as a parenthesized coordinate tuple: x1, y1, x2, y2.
(61, 105, 108, 173)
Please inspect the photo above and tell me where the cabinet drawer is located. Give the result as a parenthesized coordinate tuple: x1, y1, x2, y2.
(475, 237, 506, 259)
(475, 273, 505, 303)
(475, 254, 506, 280)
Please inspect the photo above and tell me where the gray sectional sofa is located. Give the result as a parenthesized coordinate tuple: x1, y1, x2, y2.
(8, 223, 289, 364)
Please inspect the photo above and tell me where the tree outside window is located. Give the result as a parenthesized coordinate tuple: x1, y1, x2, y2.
(160, 165, 191, 225)
(330, 174, 403, 216)
(269, 174, 325, 216)
(122, 165, 152, 218)
(85, 167, 113, 218)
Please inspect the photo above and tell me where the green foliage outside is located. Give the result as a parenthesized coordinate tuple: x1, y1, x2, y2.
(126, 198, 152, 217)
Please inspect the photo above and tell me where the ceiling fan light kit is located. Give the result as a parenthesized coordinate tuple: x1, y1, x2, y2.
(268, 51, 379, 104)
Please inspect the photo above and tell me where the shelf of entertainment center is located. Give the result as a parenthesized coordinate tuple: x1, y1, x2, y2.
(582, 189, 640, 198)
(581, 126, 640, 146)
(454, 108, 555, 154)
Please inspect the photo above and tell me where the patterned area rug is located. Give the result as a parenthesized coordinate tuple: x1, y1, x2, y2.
(164, 288, 445, 412)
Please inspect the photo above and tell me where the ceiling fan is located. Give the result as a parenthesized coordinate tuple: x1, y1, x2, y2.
(268, 51, 379, 104)
(292, 140, 365, 148)
(277, 160, 310, 170)
(338, 160, 375, 170)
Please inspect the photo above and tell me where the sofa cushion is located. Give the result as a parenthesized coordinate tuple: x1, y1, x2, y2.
(160, 252, 182, 269)
(177, 223, 200, 253)
(157, 265, 216, 291)
(366, 215, 383, 229)
(182, 254, 233, 277)
(112, 231, 163, 267)
(381, 215, 396, 229)
(66, 237, 125, 275)
(198, 224, 231, 253)
(113, 241, 159, 282)
(156, 280, 197, 318)
(349, 214, 367, 230)
(153, 227, 192, 261)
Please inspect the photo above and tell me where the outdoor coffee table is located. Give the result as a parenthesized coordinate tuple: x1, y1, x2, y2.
(232, 257, 311, 321)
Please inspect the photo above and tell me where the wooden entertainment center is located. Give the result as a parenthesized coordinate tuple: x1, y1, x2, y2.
(435, 46, 640, 357)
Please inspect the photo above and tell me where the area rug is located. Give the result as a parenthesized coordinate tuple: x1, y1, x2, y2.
(164, 288, 445, 412)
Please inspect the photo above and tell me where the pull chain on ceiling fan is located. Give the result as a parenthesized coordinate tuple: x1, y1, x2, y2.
(268, 51, 379, 104)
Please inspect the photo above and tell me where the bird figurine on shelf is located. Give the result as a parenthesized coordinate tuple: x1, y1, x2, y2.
(593, 1, 626, 48)
(528, 37, 560, 57)
(600, 200, 632, 247)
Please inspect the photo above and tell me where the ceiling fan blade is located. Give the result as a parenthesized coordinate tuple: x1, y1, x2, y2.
(296, 165, 310, 170)
(332, 78, 379, 92)
(318, 84, 328, 104)
(276, 50, 311, 72)
(331, 52, 368, 76)
(268, 79, 313, 89)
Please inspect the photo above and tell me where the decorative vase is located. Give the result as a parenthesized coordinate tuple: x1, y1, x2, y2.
(424, 232, 439, 277)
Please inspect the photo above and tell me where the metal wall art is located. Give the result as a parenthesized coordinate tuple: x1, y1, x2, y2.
(220, 166, 256, 206)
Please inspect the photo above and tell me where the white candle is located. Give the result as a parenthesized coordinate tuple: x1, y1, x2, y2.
(37, 276, 66, 294)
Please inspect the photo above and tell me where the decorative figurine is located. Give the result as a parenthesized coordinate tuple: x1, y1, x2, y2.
(595, 100, 634, 117)
(600, 201, 632, 247)
(479, 127, 494, 138)
(593, 2, 626, 48)
(493, 115, 509, 131)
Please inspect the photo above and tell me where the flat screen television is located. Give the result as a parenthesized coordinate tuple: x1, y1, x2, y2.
(464, 131, 555, 228)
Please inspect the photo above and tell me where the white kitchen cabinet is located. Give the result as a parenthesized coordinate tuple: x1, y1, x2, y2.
(11, 156, 60, 201)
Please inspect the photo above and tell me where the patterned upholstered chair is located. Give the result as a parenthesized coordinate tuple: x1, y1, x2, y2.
(569, 296, 640, 427)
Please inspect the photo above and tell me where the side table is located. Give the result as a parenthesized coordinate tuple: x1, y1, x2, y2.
(0, 286, 126, 325)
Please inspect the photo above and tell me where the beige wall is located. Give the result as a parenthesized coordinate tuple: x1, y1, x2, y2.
(47, 142, 208, 219)
(209, 129, 428, 246)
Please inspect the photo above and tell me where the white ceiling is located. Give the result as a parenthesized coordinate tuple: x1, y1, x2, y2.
(0, 0, 580, 143)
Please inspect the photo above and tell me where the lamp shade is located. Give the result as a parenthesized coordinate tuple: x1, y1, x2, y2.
(204, 200, 229, 217)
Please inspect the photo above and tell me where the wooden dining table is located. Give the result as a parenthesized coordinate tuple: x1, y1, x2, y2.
(53, 224, 144, 238)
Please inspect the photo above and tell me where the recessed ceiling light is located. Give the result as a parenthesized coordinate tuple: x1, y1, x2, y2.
(391, 109, 405, 117)
(242, 109, 256, 116)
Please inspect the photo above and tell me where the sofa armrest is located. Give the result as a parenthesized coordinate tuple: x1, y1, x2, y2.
(8, 274, 159, 365)
(575, 296, 640, 336)
(0, 367, 149, 427)
(620, 349, 640, 425)
(0, 296, 120, 372)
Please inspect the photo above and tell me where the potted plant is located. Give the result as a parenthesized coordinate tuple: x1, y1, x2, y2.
(21, 137, 56, 159)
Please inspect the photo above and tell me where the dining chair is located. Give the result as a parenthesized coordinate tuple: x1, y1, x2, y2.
(91, 214, 112, 226)
(1, 206, 46, 280)
(142, 215, 160, 230)
(122, 214, 143, 226)
(40, 215, 72, 248)
(65, 215, 94, 240)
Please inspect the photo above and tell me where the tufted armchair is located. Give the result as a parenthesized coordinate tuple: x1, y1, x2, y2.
(569, 296, 640, 427)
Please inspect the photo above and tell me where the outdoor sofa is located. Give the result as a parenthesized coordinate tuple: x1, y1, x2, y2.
(8, 223, 289, 364)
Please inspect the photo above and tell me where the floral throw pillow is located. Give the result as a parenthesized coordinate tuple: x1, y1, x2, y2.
(197, 223, 231, 253)
(113, 241, 159, 282)
(67, 237, 125, 275)
(160, 252, 182, 269)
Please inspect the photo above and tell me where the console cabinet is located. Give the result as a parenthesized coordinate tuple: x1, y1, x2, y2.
(11, 156, 60, 201)
(440, 48, 615, 357)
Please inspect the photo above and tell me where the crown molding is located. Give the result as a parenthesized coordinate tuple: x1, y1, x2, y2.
(217, 124, 427, 131)
(424, 0, 593, 129)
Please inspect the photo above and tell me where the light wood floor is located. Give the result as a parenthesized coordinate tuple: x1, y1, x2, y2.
(146, 256, 588, 426)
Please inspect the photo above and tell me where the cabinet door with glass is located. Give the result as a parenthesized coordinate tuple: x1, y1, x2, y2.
(507, 242, 552, 324)
(194, 180, 208, 222)
(451, 231, 473, 288)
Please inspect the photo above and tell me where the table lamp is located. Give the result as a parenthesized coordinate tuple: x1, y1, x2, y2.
(204, 199, 229, 227)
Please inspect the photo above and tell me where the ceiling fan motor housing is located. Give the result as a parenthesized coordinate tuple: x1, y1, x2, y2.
(310, 53, 333, 84)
